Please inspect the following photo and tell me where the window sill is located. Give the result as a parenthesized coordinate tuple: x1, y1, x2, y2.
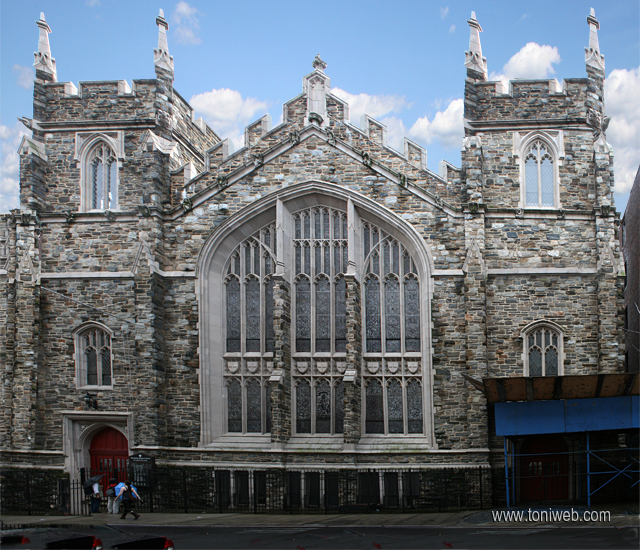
(77, 385, 113, 391)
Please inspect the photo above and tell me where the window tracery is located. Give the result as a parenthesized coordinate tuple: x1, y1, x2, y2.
(74, 323, 113, 389)
(524, 324, 562, 376)
(524, 140, 555, 207)
(86, 142, 118, 211)
(292, 207, 349, 435)
(362, 223, 423, 435)
(222, 204, 425, 439)
(224, 224, 276, 435)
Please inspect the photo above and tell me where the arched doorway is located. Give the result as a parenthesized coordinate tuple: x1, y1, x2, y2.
(520, 435, 569, 502)
(89, 427, 129, 486)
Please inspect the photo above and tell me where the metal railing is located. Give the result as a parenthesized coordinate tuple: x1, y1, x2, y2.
(2, 466, 492, 515)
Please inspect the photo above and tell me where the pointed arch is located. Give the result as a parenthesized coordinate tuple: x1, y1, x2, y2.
(197, 180, 434, 446)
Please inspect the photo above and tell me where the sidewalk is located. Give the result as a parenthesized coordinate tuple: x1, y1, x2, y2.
(2, 507, 638, 529)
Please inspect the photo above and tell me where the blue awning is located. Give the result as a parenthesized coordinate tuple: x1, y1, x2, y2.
(495, 395, 639, 436)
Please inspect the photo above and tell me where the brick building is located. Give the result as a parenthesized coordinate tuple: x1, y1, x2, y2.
(0, 9, 629, 509)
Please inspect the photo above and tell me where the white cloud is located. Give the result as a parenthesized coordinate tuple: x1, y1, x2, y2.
(489, 42, 561, 81)
(86, 0, 100, 6)
(409, 98, 464, 149)
(440, 6, 449, 18)
(331, 88, 409, 125)
(172, 1, 201, 45)
(379, 117, 408, 151)
(605, 67, 640, 194)
(449, 25, 455, 34)
(190, 88, 269, 150)
(1, 123, 30, 212)
(13, 65, 34, 89)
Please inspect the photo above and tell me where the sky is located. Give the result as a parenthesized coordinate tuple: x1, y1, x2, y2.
(1, 0, 638, 214)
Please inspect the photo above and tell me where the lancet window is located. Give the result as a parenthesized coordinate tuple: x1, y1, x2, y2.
(524, 141, 555, 207)
(524, 324, 563, 377)
(86, 142, 118, 211)
(362, 222, 423, 435)
(224, 224, 276, 434)
(74, 323, 113, 389)
(293, 207, 348, 435)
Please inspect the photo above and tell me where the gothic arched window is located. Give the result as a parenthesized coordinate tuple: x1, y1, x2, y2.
(522, 322, 564, 377)
(74, 323, 113, 389)
(292, 207, 349, 435)
(223, 224, 276, 435)
(362, 223, 423, 435)
(524, 141, 555, 207)
(86, 142, 118, 211)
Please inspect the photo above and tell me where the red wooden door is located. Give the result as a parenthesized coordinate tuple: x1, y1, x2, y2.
(521, 435, 569, 502)
(89, 427, 129, 487)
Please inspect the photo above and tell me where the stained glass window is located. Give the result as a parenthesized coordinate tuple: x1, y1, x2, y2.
(222, 210, 426, 438)
(407, 380, 423, 433)
(385, 277, 401, 353)
(296, 277, 311, 352)
(227, 379, 242, 432)
(316, 379, 331, 433)
(526, 326, 562, 376)
(387, 379, 403, 434)
(223, 225, 276, 434)
(265, 278, 275, 353)
(366, 379, 384, 434)
(245, 277, 261, 352)
(365, 277, 382, 353)
(524, 141, 556, 208)
(335, 276, 347, 352)
(226, 277, 241, 352)
(362, 223, 423, 435)
(296, 379, 311, 433)
(246, 379, 262, 432)
(404, 276, 420, 352)
(316, 277, 331, 352)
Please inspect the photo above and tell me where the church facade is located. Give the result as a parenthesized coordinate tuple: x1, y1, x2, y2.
(0, 9, 626, 508)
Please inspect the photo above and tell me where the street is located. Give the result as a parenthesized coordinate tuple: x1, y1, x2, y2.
(6, 525, 638, 549)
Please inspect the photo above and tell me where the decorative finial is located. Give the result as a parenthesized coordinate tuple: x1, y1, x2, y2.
(154, 8, 174, 73)
(312, 54, 327, 71)
(585, 8, 605, 71)
(34, 12, 57, 82)
(464, 11, 487, 80)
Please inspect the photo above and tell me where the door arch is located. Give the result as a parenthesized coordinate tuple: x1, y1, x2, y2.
(520, 435, 569, 502)
(89, 427, 129, 485)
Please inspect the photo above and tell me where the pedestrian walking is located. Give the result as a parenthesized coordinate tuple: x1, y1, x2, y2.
(118, 480, 141, 520)
(106, 477, 120, 514)
(83, 474, 104, 514)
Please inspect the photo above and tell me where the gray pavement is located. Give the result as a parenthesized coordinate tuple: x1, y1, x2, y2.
(2, 507, 639, 529)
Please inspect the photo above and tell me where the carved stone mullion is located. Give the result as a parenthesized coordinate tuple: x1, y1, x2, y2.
(343, 274, 362, 447)
(269, 275, 292, 446)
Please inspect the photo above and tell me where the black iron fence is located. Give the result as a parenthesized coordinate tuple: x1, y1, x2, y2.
(93, 466, 492, 514)
(0, 469, 74, 516)
(2, 466, 492, 515)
